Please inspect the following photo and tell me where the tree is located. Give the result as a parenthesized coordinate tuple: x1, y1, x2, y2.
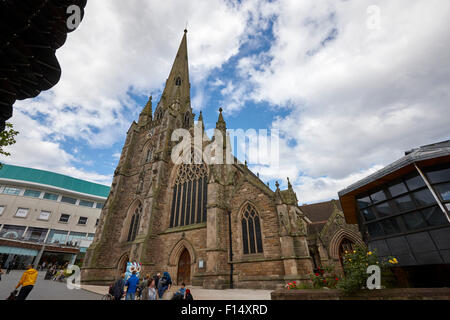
(0, 122, 19, 168)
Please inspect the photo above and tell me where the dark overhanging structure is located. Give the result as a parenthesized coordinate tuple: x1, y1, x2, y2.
(0, 0, 87, 132)
(338, 140, 450, 287)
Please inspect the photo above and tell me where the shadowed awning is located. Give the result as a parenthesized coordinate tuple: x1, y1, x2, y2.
(0, 0, 87, 131)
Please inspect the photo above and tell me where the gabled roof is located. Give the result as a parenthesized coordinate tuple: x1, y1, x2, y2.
(0, 164, 110, 198)
(300, 200, 341, 223)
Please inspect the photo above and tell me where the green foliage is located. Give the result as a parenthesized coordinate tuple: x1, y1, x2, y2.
(310, 264, 340, 289)
(0, 122, 19, 168)
(337, 245, 398, 295)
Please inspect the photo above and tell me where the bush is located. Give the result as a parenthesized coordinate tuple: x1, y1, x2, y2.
(310, 265, 340, 289)
(337, 245, 397, 295)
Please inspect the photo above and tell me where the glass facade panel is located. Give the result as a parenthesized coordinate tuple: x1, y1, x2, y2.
(381, 218, 401, 234)
(79, 200, 94, 207)
(361, 207, 376, 221)
(367, 223, 384, 237)
(435, 183, 450, 201)
(59, 214, 70, 223)
(23, 189, 41, 198)
(405, 174, 425, 191)
(43, 192, 58, 201)
(38, 210, 51, 220)
(426, 167, 450, 184)
(412, 189, 436, 207)
(78, 216, 88, 225)
(15, 208, 29, 218)
(67, 232, 86, 246)
(388, 182, 408, 197)
(96, 202, 104, 209)
(393, 194, 415, 212)
(0, 225, 26, 239)
(46, 229, 68, 245)
(402, 212, 427, 231)
(375, 201, 394, 217)
(61, 196, 77, 204)
(3, 187, 21, 195)
(370, 190, 387, 203)
(24, 227, 48, 242)
(421, 206, 448, 227)
(357, 196, 371, 209)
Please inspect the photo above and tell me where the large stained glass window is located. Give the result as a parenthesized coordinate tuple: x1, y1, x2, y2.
(170, 163, 207, 228)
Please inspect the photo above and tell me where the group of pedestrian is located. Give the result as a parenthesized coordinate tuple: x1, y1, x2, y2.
(110, 270, 193, 300)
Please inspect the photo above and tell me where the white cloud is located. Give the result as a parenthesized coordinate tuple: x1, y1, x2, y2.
(239, 0, 450, 202)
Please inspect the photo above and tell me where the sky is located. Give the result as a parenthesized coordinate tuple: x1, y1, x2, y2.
(2, 0, 450, 204)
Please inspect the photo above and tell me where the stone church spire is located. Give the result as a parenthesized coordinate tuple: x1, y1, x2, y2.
(159, 29, 191, 116)
(138, 95, 152, 125)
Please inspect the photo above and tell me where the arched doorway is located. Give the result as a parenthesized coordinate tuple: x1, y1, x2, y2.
(117, 254, 129, 278)
(177, 248, 191, 284)
(338, 238, 356, 268)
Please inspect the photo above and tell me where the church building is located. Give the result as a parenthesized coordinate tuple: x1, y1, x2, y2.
(81, 30, 362, 289)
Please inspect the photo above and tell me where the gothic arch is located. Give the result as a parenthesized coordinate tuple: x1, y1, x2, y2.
(116, 252, 130, 278)
(168, 238, 196, 266)
(120, 198, 144, 242)
(328, 228, 365, 260)
(238, 201, 264, 255)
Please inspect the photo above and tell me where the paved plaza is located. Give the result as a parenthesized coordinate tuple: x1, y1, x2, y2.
(0, 271, 102, 300)
(0, 270, 271, 300)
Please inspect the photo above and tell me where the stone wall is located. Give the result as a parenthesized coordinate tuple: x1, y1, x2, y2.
(271, 288, 450, 300)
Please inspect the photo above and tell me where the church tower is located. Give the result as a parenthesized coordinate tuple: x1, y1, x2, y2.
(82, 30, 321, 289)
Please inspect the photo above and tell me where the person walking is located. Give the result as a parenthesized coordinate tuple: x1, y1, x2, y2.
(112, 273, 126, 300)
(15, 264, 38, 300)
(0, 267, 3, 282)
(153, 272, 161, 289)
(148, 279, 157, 300)
(139, 274, 150, 300)
(125, 270, 139, 300)
(157, 271, 172, 299)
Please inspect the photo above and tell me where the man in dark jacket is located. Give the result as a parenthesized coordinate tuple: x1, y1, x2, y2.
(125, 271, 139, 300)
(112, 273, 125, 300)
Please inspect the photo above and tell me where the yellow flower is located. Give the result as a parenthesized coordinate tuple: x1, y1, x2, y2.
(393, 258, 398, 264)
(367, 251, 372, 255)
(345, 250, 348, 254)
(353, 250, 356, 253)
(349, 259, 352, 262)
(389, 259, 394, 264)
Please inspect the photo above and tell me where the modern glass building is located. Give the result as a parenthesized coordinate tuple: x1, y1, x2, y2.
(338, 140, 450, 287)
(0, 164, 110, 269)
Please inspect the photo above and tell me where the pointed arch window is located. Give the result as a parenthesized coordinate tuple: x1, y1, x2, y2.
(241, 204, 263, 254)
(170, 163, 207, 228)
(145, 148, 152, 163)
(175, 77, 182, 86)
(127, 203, 142, 242)
(183, 112, 191, 128)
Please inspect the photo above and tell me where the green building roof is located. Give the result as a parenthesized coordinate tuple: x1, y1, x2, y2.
(0, 164, 110, 198)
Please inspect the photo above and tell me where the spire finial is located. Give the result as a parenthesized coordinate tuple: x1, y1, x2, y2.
(219, 107, 223, 113)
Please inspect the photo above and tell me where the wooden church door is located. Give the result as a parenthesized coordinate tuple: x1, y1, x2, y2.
(177, 249, 191, 284)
